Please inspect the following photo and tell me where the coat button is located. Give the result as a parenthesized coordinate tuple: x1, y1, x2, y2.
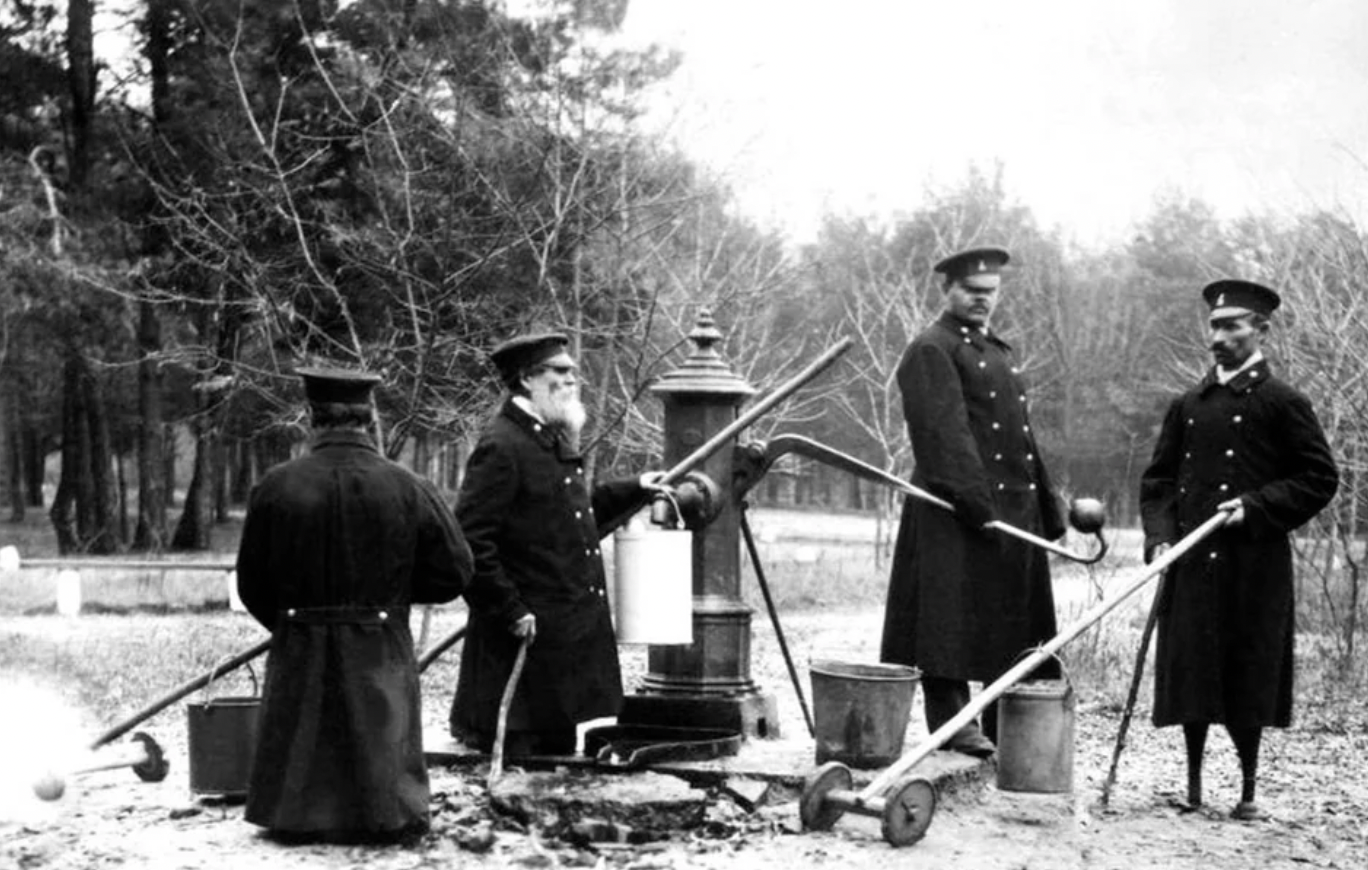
(1233, 415, 1243, 423)
(1219, 484, 1229, 492)
(564, 477, 572, 484)
(992, 422, 1001, 430)
(1225, 449, 1235, 458)
(1022, 425, 1030, 433)
(1184, 452, 1191, 459)
(1027, 453, 1035, 461)
(1209, 551, 1218, 560)
(1029, 483, 1037, 491)
(575, 511, 583, 519)
(978, 361, 987, 369)
(998, 483, 1006, 490)
(533, 424, 541, 432)
(1187, 418, 1194, 426)
(577, 468, 584, 475)
(287, 608, 296, 617)
(1011, 367, 1020, 374)
(989, 390, 997, 398)
(1019, 395, 1026, 402)
(964, 336, 972, 343)
(379, 610, 388, 620)
(960, 326, 969, 334)
(994, 453, 1003, 461)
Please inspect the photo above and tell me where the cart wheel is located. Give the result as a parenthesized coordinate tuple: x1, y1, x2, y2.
(799, 761, 853, 831)
(881, 776, 936, 847)
(130, 732, 170, 783)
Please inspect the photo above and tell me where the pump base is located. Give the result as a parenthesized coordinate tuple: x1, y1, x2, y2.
(618, 691, 780, 740)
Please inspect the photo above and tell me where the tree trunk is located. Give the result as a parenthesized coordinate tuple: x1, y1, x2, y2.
(133, 301, 167, 550)
(81, 354, 119, 554)
(23, 426, 44, 508)
(65, 0, 95, 190)
(49, 354, 88, 553)
(171, 411, 213, 551)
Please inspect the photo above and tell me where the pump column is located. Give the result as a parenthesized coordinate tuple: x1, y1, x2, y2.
(619, 310, 780, 738)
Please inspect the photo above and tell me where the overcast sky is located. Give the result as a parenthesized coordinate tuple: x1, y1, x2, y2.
(617, 0, 1368, 246)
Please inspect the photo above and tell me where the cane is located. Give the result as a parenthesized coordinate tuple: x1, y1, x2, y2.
(488, 636, 530, 786)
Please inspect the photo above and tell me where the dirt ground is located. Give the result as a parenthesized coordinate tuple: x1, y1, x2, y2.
(2, 607, 1366, 869)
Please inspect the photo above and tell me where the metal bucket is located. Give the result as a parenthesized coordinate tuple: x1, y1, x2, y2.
(996, 660, 1075, 794)
(186, 658, 261, 799)
(613, 526, 693, 644)
(810, 660, 919, 769)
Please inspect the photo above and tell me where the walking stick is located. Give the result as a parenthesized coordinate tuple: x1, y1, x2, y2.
(739, 502, 815, 738)
(1099, 569, 1169, 807)
(488, 636, 530, 786)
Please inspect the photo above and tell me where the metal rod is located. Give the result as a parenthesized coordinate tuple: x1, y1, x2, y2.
(598, 337, 855, 537)
(740, 503, 815, 738)
(417, 623, 467, 673)
(89, 637, 271, 750)
(1099, 569, 1169, 807)
(753, 434, 1107, 565)
(850, 508, 1232, 805)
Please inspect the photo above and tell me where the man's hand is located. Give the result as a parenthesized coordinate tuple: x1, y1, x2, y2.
(1217, 497, 1246, 526)
(511, 613, 536, 644)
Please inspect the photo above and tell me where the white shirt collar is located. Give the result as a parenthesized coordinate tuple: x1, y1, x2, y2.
(1216, 350, 1264, 385)
(512, 394, 546, 423)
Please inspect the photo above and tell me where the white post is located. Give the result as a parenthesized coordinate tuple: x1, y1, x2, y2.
(56, 569, 82, 617)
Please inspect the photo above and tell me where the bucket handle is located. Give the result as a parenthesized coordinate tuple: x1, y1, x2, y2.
(201, 654, 259, 707)
(1009, 647, 1072, 698)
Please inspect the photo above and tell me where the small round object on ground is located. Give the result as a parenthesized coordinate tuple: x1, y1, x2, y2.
(799, 761, 854, 831)
(881, 776, 936, 847)
(33, 772, 66, 801)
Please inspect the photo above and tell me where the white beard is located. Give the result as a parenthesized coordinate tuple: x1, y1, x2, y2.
(531, 383, 586, 449)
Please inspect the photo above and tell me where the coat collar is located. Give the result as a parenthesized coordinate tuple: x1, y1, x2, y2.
(309, 428, 379, 453)
(1199, 357, 1272, 396)
(501, 398, 581, 461)
(935, 311, 1010, 350)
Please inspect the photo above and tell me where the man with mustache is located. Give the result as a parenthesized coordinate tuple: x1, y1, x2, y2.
(450, 332, 659, 757)
(880, 246, 1066, 758)
(1140, 279, 1337, 820)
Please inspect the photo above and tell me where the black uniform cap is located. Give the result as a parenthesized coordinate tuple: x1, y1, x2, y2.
(933, 246, 1011, 289)
(1202, 279, 1281, 319)
(296, 367, 382, 404)
(489, 332, 570, 384)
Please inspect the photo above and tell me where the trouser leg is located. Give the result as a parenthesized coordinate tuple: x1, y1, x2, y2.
(1227, 726, 1263, 804)
(1183, 723, 1209, 807)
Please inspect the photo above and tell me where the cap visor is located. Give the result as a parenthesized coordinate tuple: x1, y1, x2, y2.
(1209, 306, 1256, 320)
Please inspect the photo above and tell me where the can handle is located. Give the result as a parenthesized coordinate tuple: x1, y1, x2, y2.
(201, 655, 259, 707)
(1009, 647, 1072, 698)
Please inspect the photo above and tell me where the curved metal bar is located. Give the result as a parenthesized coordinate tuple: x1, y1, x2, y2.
(749, 433, 1108, 565)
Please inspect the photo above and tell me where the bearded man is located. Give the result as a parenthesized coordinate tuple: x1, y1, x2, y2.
(449, 332, 657, 756)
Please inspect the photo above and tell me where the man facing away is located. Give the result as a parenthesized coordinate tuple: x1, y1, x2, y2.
(1140, 279, 1338, 820)
(880, 246, 1066, 757)
(450, 332, 660, 757)
(237, 367, 473, 843)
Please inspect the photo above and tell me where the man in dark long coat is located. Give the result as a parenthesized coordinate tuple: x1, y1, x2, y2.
(450, 333, 655, 756)
(1140, 279, 1337, 820)
(881, 246, 1066, 757)
(237, 368, 472, 842)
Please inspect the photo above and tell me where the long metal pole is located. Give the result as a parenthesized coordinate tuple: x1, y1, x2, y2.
(90, 637, 271, 750)
(852, 508, 1232, 805)
(740, 503, 815, 737)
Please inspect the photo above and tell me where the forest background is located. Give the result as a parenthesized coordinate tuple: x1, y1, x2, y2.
(0, 0, 1363, 668)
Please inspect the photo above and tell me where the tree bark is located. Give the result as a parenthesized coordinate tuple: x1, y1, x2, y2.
(133, 302, 167, 550)
(65, 0, 96, 190)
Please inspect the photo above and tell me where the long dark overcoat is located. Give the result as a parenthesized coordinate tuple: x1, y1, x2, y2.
(881, 312, 1065, 682)
(449, 400, 645, 743)
(236, 429, 472, 836)
(1140, 360, 1337, 728)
